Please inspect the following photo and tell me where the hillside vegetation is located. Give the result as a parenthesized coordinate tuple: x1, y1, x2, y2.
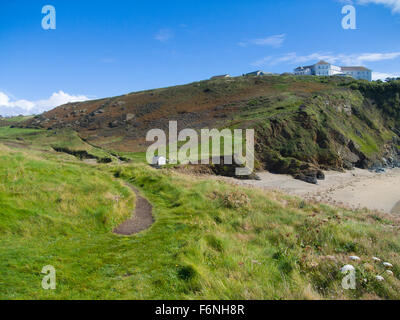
(21, 76, 400, 181)
(1, 128, 400, 299)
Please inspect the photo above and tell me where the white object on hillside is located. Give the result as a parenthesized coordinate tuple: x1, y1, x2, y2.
(386, 270, 394, 276)
(210, 74, 231, 80)
(383, 262, 393, 268)
(151, 156, 167, 166)
(375, 275, 385, 282)
(349, 256, 361, 261)
(245, 70, 267, 76)
(341, 265, 355, 272)
(372, 257, 381, 262)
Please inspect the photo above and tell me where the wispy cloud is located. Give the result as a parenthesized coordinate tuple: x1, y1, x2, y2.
(239, 34, 286, 48)
(252, 51, 400, 67)
(0, 91, 90, 117)
(372, 71, 400, 80)
(340, 0, 400, 14)
(357, 0, 400, 14)
(155, 28, 174, 43)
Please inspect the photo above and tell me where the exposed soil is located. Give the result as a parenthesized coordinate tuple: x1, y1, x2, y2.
(1, 141, 29, 149)
(52, 146, 113, 163)
(113, 183, 154, 235)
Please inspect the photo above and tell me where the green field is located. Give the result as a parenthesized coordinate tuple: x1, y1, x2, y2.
(0, 115, 34, 123)
(1, 127, 400, 300)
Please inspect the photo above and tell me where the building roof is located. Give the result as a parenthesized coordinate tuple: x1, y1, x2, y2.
(211, 74, 230, 79)
(246, 70, 265, 75)
(295, 65, 313, 71)
(315, 60, 330, 65)
(340, 66, 371, 71)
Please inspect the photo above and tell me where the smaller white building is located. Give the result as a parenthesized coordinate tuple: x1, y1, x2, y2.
(211, 74, 231, 80)
(151, 156, 167, 166)
(245, 70, 267, 76)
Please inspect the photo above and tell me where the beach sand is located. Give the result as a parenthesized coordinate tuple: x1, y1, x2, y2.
(222, 168, 400, 214)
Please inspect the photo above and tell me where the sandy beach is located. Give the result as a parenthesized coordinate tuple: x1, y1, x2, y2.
(224, 168, 400, 214)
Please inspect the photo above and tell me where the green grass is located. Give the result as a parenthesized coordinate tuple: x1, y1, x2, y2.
(1, 77, 400, 299)
(0, 127, 113, 161)
(0, 144, 135, 299)
(1, 140, 400, 300)
(0, 126, 42, 137)
(0, 115, 34, 123)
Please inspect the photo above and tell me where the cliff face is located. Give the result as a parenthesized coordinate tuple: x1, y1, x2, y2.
(21, 76, 400, 179)
(253, 83, 400, 181)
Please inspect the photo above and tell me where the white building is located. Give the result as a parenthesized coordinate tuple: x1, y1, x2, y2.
(211, 74, 231, 80)
(294, 60, 372, 81)
(245, 70, 268, 76)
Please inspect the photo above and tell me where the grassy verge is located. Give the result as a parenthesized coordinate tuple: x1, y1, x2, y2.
(0, 144, 135, 299)
(0, 115, 34, 123)
(1, 139, 399, 299)
(0, 127, 113, 161)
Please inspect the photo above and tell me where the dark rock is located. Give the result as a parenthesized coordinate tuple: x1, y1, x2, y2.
(206, 156, 260, 180)
(295, 174, 318, 185)
(355, 129, 363, 138)
(108, 121, 120, 128)
(316, 170, 325, 180)
(343, 160, 355, 170)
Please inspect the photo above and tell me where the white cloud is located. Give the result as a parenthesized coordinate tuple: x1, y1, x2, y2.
(0, 91, 89, 117)
(252, 51, 400, 67)
(239, 34, 286, 48)
(354, 52, 400, 62)
(155, 29, 174, 42)
(372, 71, 400, 80)
(357, 0, 400, 14)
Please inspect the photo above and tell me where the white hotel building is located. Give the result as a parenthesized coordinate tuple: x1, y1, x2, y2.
(294, 60, 372, 81)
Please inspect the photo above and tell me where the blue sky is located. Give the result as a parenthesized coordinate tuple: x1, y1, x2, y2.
(1, 0, 400, 116)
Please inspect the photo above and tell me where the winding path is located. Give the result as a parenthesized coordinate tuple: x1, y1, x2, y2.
(113, 183, 154, 235)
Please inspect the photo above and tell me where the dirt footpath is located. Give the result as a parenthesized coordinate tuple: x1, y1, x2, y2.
(113, 183, 154, 235)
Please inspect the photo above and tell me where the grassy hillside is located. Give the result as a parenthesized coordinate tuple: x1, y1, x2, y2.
(0, 143, 135, 299)
(0, 126, 115, 162)
(20, 76, 400, 180)
(0, 116, 34, 127)
(1, 131, 400, 300)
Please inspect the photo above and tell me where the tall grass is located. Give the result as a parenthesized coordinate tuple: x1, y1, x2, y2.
(1, 143, 400, 299)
